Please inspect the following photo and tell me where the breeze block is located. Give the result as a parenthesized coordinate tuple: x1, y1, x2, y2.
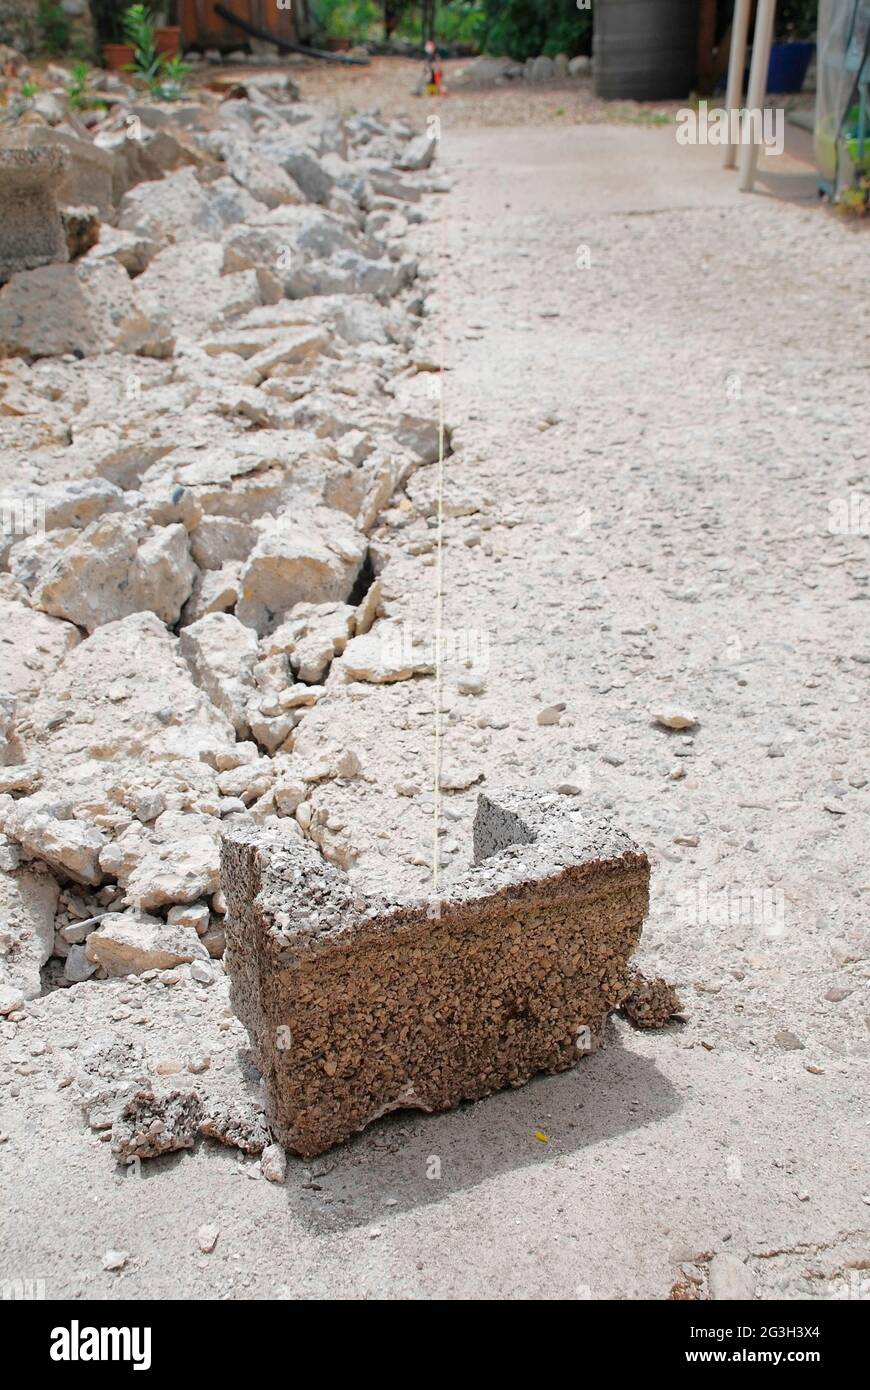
(221, 788, 650, 1157)
(0, 144, 69, 283)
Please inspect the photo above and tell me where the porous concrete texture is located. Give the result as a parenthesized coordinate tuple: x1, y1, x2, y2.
(222, 789, 650, 1156)
(0, 144, 69, 283)
(15, 127, 117, 220)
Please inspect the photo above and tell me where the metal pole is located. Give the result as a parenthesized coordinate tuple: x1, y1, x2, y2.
(739, 0, 777, 192)
(723, 0, 753, 168)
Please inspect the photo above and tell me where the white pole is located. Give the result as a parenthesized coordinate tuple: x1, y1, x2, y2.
(723, 0, 753, 168)
(739, 0, 777, 192)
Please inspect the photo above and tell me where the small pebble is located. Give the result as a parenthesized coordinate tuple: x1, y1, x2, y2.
(261, 1143, 287, 1185)
(651, 707, 698, 731)
(197, 1224, 219, 1254)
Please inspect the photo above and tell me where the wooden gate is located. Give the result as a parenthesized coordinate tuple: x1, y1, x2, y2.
(179, 0, 303, 51)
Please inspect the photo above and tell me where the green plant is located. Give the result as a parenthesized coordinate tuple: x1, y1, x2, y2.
(838, 175, 869, 216)
(12, 80, 38, 118)
(121, 3, 190, 94)
(312, 1, 381, 41)
(37, 0, 72, 54)
(68, 61, 105, 111)
(399, 0, 487, 47)
(122, 3, 162, 82)
(152, 53, 191, 99)
(449, 5, 487, 47)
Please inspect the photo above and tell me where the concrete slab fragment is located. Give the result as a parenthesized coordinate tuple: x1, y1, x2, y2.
(222, 788, 650, 1157)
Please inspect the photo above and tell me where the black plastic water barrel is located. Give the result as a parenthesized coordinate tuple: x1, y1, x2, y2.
(594, 0, 698, 100)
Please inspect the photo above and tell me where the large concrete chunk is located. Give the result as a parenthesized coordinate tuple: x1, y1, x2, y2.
(0, 596, 80, 700)
(0, 259, 163, 360)
(235, 507, 366, 636)
(31, 514, 197, 632)
(12, 127, 117, 219)
(0, 866, 59, 1001)
(0, 145, 69, 283)
(179, 612, 259, 735)
(221, 788, 650, 1158)
(85, 909, 209, 976)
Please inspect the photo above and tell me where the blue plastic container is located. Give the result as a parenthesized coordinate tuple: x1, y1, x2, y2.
(766, 40, 815, 94)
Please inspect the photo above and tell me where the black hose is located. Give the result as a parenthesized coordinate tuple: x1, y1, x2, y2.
(213, 3, 371, 66)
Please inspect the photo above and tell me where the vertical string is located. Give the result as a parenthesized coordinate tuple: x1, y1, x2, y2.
(432, 165, 447, 895)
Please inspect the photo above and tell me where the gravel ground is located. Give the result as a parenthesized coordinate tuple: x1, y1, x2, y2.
(0, 69, 867, 1301)
(266, 55, 682, 127)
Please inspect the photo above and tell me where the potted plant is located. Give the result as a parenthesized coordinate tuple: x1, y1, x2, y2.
(96, 0, 135, 70)
(154, 4, 181, 57)
(121, 4, 163, 84)
(767, 0, 817, 93)
(101, 41, 134, 70)
(156, 27, 181, 56)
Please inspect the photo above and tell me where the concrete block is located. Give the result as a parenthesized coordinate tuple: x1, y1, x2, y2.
(222, 788, 650, 1157)
(9, 127, 117, 219)
(0, 145, 69, 284)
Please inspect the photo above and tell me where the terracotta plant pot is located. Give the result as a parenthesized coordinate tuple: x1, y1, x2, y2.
(325, 37, 352, 52)
(102, 43, 135, 71)
(156, 26, 181, 57)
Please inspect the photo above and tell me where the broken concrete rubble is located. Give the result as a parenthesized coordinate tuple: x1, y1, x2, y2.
(0, 595, 80, 699)
(84, 908, 207, 976)
(236, 507, 367, 636)
(31, 514, 197, 632)
(1, 796, 106, 884)
(0, 259, 166, 360)
(111, 1087, 202, 1160)
(0, 79, 447, 1032)
(0, 864, 58, 1000)
(221, 788, 652, 1157)
(179, 612, 259, 736)
(131, 240, 274, 344)
(0, 611, 238, 910)
(99, 811, 224, 912)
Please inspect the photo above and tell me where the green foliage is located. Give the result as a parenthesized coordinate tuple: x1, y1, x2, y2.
(838, 162, 869, 216)
(152, 53, 191, 100)
(776, 0, 818, 41)
(69, 61, 106, 111)
(122, 3, 162, 81)
(120, 4, 188, 97)
(312, 0, 381, 40)
(310, 1, 589, 55)
(69, 61, 91, 108)
(403, 1, 483, 45)
(477, 1, 591, 61)
(37, 0, 72, 54)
